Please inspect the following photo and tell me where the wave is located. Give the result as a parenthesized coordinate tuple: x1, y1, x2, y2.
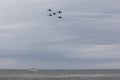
(0, 74, 120, 78)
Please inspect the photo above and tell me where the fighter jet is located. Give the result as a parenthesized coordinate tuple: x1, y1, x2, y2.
(58, 16, 62, 19)
(53, 12, 57, 15)
(48, 14, 52, 16)
(58, 11, 62, 14)
(48, 9, 52, 12)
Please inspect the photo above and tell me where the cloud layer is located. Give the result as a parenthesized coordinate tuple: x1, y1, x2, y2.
(0, 0, 120, 69)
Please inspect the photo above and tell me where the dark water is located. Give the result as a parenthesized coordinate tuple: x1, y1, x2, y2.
(0, 69, 120, 80)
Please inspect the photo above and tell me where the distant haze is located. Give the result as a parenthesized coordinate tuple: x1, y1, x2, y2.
(0, 0, 120, 69)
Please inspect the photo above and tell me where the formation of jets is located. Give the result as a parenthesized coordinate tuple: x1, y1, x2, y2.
(47, 9, 63, 19)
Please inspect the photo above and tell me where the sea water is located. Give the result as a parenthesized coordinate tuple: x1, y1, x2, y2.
(0, 69, 120, 80)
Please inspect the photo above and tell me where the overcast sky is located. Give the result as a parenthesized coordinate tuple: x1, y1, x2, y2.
(0, 0, 120, 69)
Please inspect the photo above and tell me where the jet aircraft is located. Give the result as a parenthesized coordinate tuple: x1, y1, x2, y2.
(48, 14, 52, 16)
(53, 12, 57, 15)
(48, 9, 52, 12)
(58, 11, 62, 14)
(58, 16, 62, 19)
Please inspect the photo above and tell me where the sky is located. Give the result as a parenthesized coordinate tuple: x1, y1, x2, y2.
(0, 0, 120, 69)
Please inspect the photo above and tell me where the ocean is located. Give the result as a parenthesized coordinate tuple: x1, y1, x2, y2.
(0, 69, 120, 80)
